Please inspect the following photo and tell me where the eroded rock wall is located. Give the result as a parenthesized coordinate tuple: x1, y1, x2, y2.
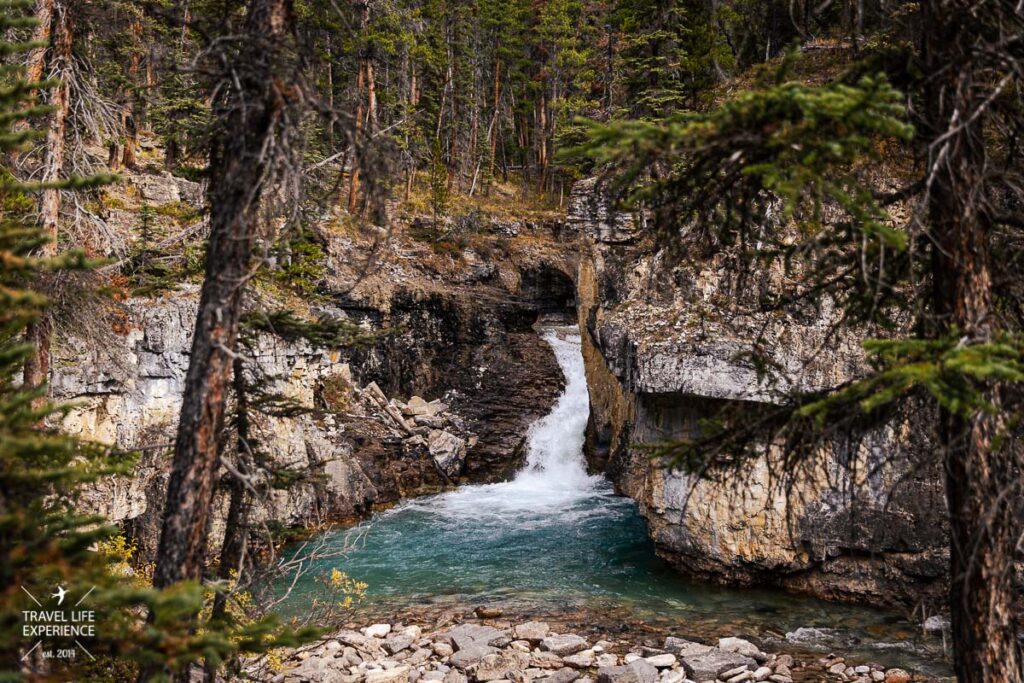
(570, 178, 948, 608)
(53, 169, 576, 561)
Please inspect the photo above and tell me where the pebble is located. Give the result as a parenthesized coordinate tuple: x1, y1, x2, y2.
(514, 622, 551, 643)
(541, 634, 590, 656)
(366, 624, 393, 638)
(884, 669, 910, 683)
(539, 669, 580, 683)
(642, 654, 676, 668)
(564, 650, 597, 668)
(432, 642, 454, 658)
(265, 619, 917, 683)
(531, 652, 566, 669)
(718, 637, 762, 660)
(384, 635, 416, 655)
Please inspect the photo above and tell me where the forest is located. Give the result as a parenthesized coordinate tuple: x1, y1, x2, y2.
(1, 0, 1023, 681)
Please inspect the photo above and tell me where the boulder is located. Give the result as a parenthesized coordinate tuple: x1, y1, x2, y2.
(288, 655, 348, 683)
(433, 642, 455, 657)
(476, 651, 530, 681)
(135, 172, 182, 204)
(536, 670, 580, 683)
(366, 624, 393, 638)
(541, 634, 589, 656)
(884, 670, 910, 683)
(513, 622, 550, 643)
(678, 651, 755, 681)
(530, 652, 565, 669)
(563, 650, 596, 668)
(451, 645, 498, 670)
(662, 638, 713, 658)
(717, 638, 761, 660)
(596, 660, 659, 683)
(384, 635, 416, 655)
(404, 396, 432, 416)
(443, 624, 504, 651)
(367, 666, 412, 683)
(429, 430, 467, 477)
(642, 655, 675, 669)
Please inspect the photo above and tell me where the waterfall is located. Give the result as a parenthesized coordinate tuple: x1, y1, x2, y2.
(516, 329, 594, 488)
(419, 327, 604, 521)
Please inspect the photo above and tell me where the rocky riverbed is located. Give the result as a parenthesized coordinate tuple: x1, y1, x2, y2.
(262, 618, 924, 683)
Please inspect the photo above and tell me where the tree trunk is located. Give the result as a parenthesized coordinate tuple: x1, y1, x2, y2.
(8, 0, 54, 156)
(923, 2, 1023, 681)
(151, 0, 293, 594)
(488, 54, 501, 189)
(347, 0, 370, 214)
(23, 2, 70, 399)
(121, 18, 143, 170)
(25, 0, 54, 84)
(326, 36, 335, 149)
(208, 357, 253, 620)
(347, 60, 365, 214)
(164, 138, 178, 172)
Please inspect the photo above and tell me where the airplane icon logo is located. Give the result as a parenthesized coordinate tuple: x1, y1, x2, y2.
(50, 586, 67, 606)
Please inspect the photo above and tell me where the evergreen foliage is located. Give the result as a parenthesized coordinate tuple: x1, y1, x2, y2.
(580, 3, 1024, 677)
(575, 65, 914, 325)
(0, 3, 315, 678)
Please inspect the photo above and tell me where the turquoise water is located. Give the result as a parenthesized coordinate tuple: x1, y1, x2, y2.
(276, 329, 950, 677)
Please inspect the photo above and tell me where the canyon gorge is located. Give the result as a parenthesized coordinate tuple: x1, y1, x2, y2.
(48, 168, 952, 679)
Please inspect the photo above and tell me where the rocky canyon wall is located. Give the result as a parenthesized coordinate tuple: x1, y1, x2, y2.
(569, 178, 949, 609)
(53, 170, 577, 561)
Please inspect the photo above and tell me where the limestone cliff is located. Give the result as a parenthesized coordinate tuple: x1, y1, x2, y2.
(570, 178, 948, 608)
(53, 169, 576, 560)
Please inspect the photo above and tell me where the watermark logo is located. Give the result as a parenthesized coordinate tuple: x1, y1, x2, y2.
(20, 584, 97, 663)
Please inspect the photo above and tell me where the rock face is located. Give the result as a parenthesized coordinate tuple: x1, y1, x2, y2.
(55, 288, 468, 559)
(569, 177, 949, 608)
(52, 168, 578, 560)
(343, 287, 568, 483)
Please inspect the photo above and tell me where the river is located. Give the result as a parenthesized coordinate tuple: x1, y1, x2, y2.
(276, 328, 950, 677)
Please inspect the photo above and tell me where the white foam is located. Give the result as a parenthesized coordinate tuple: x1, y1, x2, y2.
(382, 327, 603, 525)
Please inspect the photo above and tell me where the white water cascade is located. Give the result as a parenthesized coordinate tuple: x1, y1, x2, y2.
(421, 327, 604, 521)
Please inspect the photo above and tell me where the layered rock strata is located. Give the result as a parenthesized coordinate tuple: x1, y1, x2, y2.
(569, 178, 948, 608)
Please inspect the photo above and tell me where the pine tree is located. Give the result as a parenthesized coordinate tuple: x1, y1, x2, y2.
(611, 0, 728, 118)
(577, 2, 1024, 675)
